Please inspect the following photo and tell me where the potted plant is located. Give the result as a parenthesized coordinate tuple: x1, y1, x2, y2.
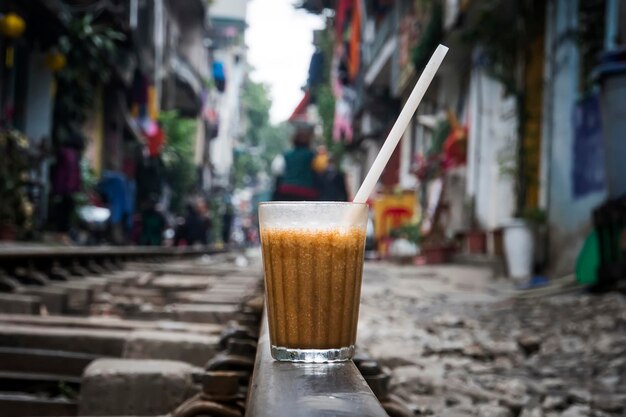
(388, 223, 420, 264)
(502, 208, 546, 280)
(0, 129, 32, 240)
(466, 229, 487, 254)
(420, 234, 455, 264)
(464, 198, 487, 254)
(462, 0, 549, 281)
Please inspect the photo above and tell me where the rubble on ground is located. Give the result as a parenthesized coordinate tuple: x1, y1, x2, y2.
(358, 263, 626, 416)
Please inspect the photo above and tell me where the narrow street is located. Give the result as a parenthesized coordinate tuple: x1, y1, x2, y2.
(358, 263, 626, 416)
(1, 0, 626, 416)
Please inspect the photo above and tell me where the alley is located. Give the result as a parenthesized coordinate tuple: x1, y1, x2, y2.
(1, 0, 626, 416)
(358, 263, 626, 416)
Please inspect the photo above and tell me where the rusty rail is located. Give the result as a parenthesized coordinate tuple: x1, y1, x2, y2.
(245, 314, 388, 417)
(0, 245, 224, 260)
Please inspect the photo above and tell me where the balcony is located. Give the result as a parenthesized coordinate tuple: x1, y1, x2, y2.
(363, 8, 397, 88)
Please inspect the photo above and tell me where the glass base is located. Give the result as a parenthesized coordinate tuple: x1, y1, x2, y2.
(271, 345, 355, 363)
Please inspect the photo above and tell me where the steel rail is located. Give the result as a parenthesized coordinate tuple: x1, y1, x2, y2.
(245, 314, 388, 417)
(0, 245, 225, 260)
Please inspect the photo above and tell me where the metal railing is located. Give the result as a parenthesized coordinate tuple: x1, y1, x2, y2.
(364, 11, 395, 68)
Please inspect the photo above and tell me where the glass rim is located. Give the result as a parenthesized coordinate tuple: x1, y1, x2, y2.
(259, 201, 367, 207)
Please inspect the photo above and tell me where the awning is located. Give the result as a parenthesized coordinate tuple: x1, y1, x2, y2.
(168, 55, 203, 116)
(288, 90, 311, 123)
(170, 55, 203, 97)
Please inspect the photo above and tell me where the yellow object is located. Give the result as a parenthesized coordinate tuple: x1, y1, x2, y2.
(0, 13, 26, 38)
(522, 23, 545, 209)
(44, 51, 66, 72)
(373, 191, 417, 241)
(5, 46, 13, 67)
(83, 86, 104, 176)
(312, 152, 328, 173)
(147, 85, 158, 120)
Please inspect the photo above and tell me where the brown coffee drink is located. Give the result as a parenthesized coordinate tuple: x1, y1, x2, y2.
(261, 227, 366, 350)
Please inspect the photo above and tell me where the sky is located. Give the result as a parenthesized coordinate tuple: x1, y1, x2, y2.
(246, 0, 324, 124)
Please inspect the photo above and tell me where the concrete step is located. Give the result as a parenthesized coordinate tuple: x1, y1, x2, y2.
(0, 324, 128, 356)
(148, 275, 216, 291)
(126, 303, 239, 324)
(0, 392, 77, 417)
(0, 313, 221, 334)
(18, 287, 68, 315)
(0, 346, 96, 377)
(79, 359, 197, 416)
(0, 293, 41, 315)
(123, 330, 219, 367)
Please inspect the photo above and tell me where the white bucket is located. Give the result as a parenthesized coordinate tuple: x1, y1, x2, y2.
(503, 219, 534, 280)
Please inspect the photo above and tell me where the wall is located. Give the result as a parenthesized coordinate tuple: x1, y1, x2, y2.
(466, 65, 517, 230)
(24, 52, 55, 226)
(210, 48, 244, 185)
(398, 119, 417, 190)
(24, 53, 54, 142)
(210, 0, 248, 21)
(542, 0, 607, 276)
(179, 24, 210, 80)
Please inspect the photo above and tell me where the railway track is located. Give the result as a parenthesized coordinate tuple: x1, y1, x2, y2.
(0, 246, 408, 417)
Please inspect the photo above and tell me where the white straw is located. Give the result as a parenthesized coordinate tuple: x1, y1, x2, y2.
(353, 44, 449, 203)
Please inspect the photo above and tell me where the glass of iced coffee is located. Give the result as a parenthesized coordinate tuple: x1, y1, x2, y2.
(259, 202, 368, 362)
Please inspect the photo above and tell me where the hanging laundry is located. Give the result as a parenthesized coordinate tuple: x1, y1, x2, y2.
(51, 147, 81, 196)
(97, 171, 133, 227)
(348, 0, 361, 82)
(146, 124, 165, 157)
(213, 61, 226, 92)
(335, 0, 350, 40)
(307, 49, 325, 89)
(333, 87, 356, 143)
(130, 69, 149, 118)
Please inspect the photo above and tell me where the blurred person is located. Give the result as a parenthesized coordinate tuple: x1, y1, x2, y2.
(222, 199, 234, 244)
(175, 199, 210, 246)
(49, 133, 82, 243)
(271, 127, 325, 201)
(138, 198, 165, 246)
(97, 171, 133, 244)
(318, 155, 349, 202)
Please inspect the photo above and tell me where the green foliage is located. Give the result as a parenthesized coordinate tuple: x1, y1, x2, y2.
(412, 0, 444, 73)
(389, 222, 422, 244)
(461, 0, 543, 95)
(315, 28, 336, 149)
(520, 207, 547, 225)
(53, 14, 125, 147)
(159, 111, 198, 214)
(241, 80, 272, 146)
(207, 194, 224, 244)
(73, 158, 98, 207)
(236, 80, 292, 190)
(429, 119, 450, 157)
(461, 0, 545, 215)
(260, 122, 292, 163)
(316, 84, 335, 149)
(233, 150, 264, 189)
(0, 129, 32, 232)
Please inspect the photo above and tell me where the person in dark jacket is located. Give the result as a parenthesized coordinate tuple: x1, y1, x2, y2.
(272, 127, 323, 201)
(318, 157, 349, 201)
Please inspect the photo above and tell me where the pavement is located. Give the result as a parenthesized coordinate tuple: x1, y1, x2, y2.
(357, 261, 626, 417)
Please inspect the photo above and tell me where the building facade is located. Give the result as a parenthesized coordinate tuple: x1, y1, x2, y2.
(299, 0, 625, 276)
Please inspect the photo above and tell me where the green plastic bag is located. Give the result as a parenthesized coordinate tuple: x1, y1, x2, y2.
(576, 231, 599, 286)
